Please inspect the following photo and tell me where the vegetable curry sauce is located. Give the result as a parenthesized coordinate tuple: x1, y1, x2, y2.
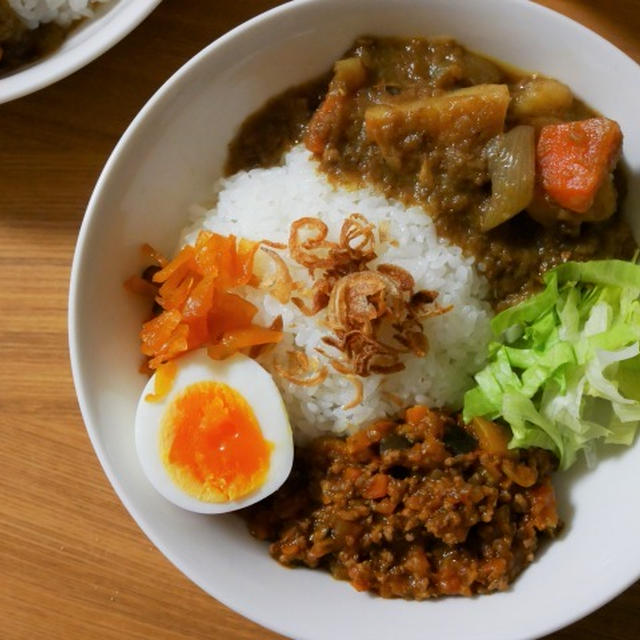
(0, 0, 70, 72)
(227, 36, 636, 308)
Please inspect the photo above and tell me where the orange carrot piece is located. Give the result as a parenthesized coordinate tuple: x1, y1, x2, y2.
(145, 360, 178, 402)
(140, 309, 182, 355)
(182, 274, 217, 321)
(134, 230, 271, 367)
(536, 117, 622, 213)
(469, 417, 510, 454)
(405, 405, 429, 425)
(140, 243, 168, 267)
(194, 233, 234, 278)
(234, 238, 260, 286)
(123, 275, 157, 298)
(195, 230, 214, 250)
(148, 323, 190, 369)
(305, 93, 346, 155)
(363, 473, 389, 499)
(184, 317, 210, 351)
(207, 326, 282, 360)
(156, 272, 194, 311)
(207, 292, 257, 340)
(152, 246, 196, 283)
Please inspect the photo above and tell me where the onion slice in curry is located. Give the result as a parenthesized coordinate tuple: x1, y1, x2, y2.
(480, 125, 535, 231)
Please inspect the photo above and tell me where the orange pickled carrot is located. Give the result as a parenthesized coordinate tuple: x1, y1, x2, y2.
(182, 274, 217, 321)
(156, 273, 195, 311)
(140, 309, 182, 355)
(144, 360, 178, 402)
(133, 231, 272, 369)
(141, 243, 168, 267)
(207, 292, 257, 340)
(207, 326, 282, 360)
(123, 275, 157, 298)
(152, 246, 196, 283)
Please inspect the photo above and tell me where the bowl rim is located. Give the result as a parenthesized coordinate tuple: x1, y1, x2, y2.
(0, 0, 162, 104)
(68, 0, 640, 638)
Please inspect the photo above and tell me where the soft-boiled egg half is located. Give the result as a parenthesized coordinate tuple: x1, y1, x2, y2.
(135, 349, 293, 513)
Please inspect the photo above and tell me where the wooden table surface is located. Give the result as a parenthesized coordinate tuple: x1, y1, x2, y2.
(2, 1, 640, 638)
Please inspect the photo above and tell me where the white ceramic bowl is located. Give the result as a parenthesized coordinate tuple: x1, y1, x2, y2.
(69, 1, 640, 638)
(0, 0, 161, 104)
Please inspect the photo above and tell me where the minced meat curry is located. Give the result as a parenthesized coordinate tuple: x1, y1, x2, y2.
(246, 406, 560, 599)
(227, 36, 637, 308)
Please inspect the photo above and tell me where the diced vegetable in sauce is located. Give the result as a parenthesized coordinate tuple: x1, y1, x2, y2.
(508, 77, 574, 121)
(536, 117, 622, 214)
(480, 125, 535, 231)
(227, 36, 636, 306)
(364, 84, 510, 172)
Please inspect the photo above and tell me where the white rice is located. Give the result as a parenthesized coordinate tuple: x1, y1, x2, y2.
(182, 146, 493, 441)
(8, 0, 110, 28)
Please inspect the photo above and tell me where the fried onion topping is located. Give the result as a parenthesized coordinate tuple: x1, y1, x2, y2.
(269, 213, 452, 378)
(256, 246, 294, 303)
(274, 350, 328, 387)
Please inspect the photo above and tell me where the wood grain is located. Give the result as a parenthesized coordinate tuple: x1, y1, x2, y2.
(1, 1, 639, 639)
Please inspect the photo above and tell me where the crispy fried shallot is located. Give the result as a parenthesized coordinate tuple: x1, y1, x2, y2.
(260, 239, 288, 250)
(322, 266, 442, 375)
(376, 263, 414, 292)
(274, 350, 328, 387)
(327, 271, 388, 335)
(289, 217, 336, 270)
(338, 213, 376, 262)
(281, 213, 453, 377)
(290, 214, 379, 316)
(289, 214, 377, 274)
(323, 330, 405, 376)
(410, 289, 454, 319)
(256, 246, 294, 303)
(342, 375, 364, 410)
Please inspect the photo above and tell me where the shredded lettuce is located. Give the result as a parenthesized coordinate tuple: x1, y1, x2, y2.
(463, 259, 640, 469)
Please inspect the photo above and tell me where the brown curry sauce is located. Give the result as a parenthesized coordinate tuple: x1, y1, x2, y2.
(226, 36, 637, 308)
(0, 0, 75, 73)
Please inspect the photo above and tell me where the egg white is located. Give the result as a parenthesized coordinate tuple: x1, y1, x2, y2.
(135, 349, 293, 514)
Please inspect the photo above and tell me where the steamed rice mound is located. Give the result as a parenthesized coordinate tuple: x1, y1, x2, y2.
(182, 146, 493, 440)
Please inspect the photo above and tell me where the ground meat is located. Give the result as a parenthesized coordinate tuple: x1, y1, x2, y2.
(245, 406, 560, 599)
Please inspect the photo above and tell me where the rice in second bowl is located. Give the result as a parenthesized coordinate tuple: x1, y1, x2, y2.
(181, 146, 493, 441)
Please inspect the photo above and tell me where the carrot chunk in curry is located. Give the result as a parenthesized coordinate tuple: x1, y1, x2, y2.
(537, 117, 622, 213)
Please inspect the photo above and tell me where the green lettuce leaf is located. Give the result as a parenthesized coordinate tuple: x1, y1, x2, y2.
(463, 259, 640, 469)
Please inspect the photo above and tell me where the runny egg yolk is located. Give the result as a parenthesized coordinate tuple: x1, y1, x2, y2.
(160, 381, 272, 502)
